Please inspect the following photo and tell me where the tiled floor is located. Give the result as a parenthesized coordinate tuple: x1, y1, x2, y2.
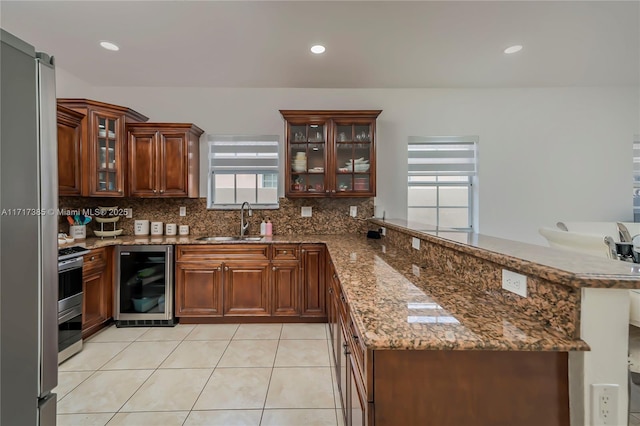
(56, 323, 344, 426)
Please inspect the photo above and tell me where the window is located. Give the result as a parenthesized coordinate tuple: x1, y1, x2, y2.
(634, 136, 640, 221)
(207, 135, 280, 209)
(407, 136, 478, 230)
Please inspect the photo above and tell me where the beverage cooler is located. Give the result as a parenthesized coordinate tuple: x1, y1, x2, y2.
(115, 245, 175, 326)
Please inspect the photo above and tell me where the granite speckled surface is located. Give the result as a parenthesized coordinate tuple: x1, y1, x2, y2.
(67, 234, 589, 352)
(59, 197, 372, 236)
(372, 218, 640, 289)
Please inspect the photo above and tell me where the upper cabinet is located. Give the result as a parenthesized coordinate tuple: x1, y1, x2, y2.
(57, 105, 85, 196)
(127, 123, 204, 198)
(280, 110, 381, 198)
(57, 99, 149, 197)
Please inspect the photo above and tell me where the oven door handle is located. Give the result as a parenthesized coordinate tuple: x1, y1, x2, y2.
(58, 305, 82, 324)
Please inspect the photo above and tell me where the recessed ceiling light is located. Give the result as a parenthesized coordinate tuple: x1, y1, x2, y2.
(100, 41, 119, 51)
(310, 45, 326, 54)
(504, 45, 523, 54)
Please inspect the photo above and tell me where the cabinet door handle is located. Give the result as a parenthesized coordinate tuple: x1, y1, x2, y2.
(160, 189, 164, 193)
(328, 287, 333, 294)
(272, 266, 277, 271)
(224, 266, 229, 271)
(332, 190, 336, 193)
(325, 190, 330, 193)
(153, 189, 157, 193)
(301, 249, 305, 253)
(90, 256, 95, 261)
(333, 273, 337, 279)
(340, 294, 346, 303)
(283, 250, 287, 254)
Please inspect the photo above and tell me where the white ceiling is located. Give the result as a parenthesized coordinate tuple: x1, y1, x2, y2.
(1, 1, 638, 88)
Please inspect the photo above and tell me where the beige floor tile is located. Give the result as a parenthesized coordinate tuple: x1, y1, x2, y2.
(136, 324, 195, 341)
(281, 323, 328, 340)
(160, 340, 229, 368)
(233, 323, 282, 340)
(57, 413, 115, 426)
(184, 410, 262, 426)
(58, 342, 130, 371)
(217, 340, 278, 367)
(265, 367, 335, 409)
(185, 324, 239, 340)
(88, 325, 150, 342)
(275, 339, 331, 367)
(55, 371, 93, 400)
(261, 409, 338, 426)
(106, 411, 189, 425)
(101, 341, 179, 370)
(193, 368, 271, 410)
(121, 368, 212, 412)
(57, 370, 153, 413)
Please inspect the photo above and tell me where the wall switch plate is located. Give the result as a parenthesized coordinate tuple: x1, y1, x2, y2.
(501, 269, 527, 297)
(591, 384, 619, 425)
(412, 264, 420, 277)
(179, 206, 186, 217)
(301, 206, 312, 217)
(125, 208, 133, 218)
(350, 206, 357, 217)
(380, 227, 386, 236)
(412, 237, 421, 250)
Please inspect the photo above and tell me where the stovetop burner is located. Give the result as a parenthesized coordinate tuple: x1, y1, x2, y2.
(58, 246, 91, 261)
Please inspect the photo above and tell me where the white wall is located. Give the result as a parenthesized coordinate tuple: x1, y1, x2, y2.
(56, 70, 639, 244)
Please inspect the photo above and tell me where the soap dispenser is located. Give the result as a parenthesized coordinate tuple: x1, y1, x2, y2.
(260, 219, 266, 236)
(265, 218, 273, 236)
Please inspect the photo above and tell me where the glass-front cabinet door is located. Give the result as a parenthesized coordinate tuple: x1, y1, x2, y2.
(90, 110, 125, 196)
(333, 119, 375, 197)
(287, 120, 328, 196)
(281, 110, 380, 198)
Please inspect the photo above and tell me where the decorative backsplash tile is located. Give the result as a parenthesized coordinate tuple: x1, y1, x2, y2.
(59, 197, 373, 237)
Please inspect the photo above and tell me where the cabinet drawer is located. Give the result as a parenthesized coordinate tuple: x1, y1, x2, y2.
(83, 248, 107, 273)
(176, 244, 269, 261)
(272, 244, 299, 260)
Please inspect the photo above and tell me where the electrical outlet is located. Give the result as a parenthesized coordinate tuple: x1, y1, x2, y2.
(412, 237, 420, 250)
(591, 384, 619, 425)
(350, 206, 357, 217)
(501, 269, 527, 297)
(125, 208, 133, 218)
(179, 206, 186, 217)
(412, 264, 420, 277)
(380, 227, 386, 236)
(381, 245, 386, 253)
(301, 206, 312, 217)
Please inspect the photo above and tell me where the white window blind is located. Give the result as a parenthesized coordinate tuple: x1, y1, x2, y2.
(634, 136, 640, 221)
(407, 136, 478, 230)
(408, 136, 477, 176)
(207, 135, 280, 209)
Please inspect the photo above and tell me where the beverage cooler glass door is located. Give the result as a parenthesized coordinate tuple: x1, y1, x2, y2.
(116, 245, 173, 321)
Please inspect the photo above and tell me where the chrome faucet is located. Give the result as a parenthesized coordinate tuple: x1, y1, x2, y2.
(240, 201, 252, 237)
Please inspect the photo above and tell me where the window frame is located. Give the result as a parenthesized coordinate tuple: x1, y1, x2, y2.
(407, 136, 478, 230)
(207, 135, 281, 210)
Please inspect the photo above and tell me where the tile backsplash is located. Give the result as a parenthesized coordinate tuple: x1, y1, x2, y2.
(59, 197, 373, 237)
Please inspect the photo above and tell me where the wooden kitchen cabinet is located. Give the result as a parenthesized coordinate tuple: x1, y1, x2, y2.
(272, 261, 300, 316)
(127, 123, 203, 198)
(175, 262, 224, 317)
(57, 99, 148, 197)
(300, 244, 326, 317)
(57, 105, 85, 196)
(280, 110, 381, 198)
(223, 261, 270, 316)
(82, 247, 112, 339)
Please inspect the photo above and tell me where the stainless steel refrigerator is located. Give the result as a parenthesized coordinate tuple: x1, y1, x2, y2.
(0, 29, 59, 425)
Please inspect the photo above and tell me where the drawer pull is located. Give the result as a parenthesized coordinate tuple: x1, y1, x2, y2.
(328, 287, 333, 294)
(340, 294, 345, 303)
(272, 266, 277, 271)
(90, 256, 95, 261)
(283, 250, 287, 254)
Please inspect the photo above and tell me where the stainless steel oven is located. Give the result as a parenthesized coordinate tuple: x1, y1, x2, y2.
(58, 246, 89, 363)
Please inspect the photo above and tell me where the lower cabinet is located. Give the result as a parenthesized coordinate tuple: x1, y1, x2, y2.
(175, 262, 223, 317)
(272, 261, 300, 316)
(224, 261, 270, 316)
(301, 244, 326, 317)
(82, 247, 112, 339)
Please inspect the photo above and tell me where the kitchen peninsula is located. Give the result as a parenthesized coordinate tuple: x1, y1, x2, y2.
(67, 217, 640, 426)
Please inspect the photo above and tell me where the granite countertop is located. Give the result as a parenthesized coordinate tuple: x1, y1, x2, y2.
(67, 234, 589, 352)
(372, 218, 640, 289)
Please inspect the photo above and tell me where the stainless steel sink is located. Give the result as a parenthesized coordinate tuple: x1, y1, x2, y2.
(196, 236, 239, 241)
(196, 236, 264, 242)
